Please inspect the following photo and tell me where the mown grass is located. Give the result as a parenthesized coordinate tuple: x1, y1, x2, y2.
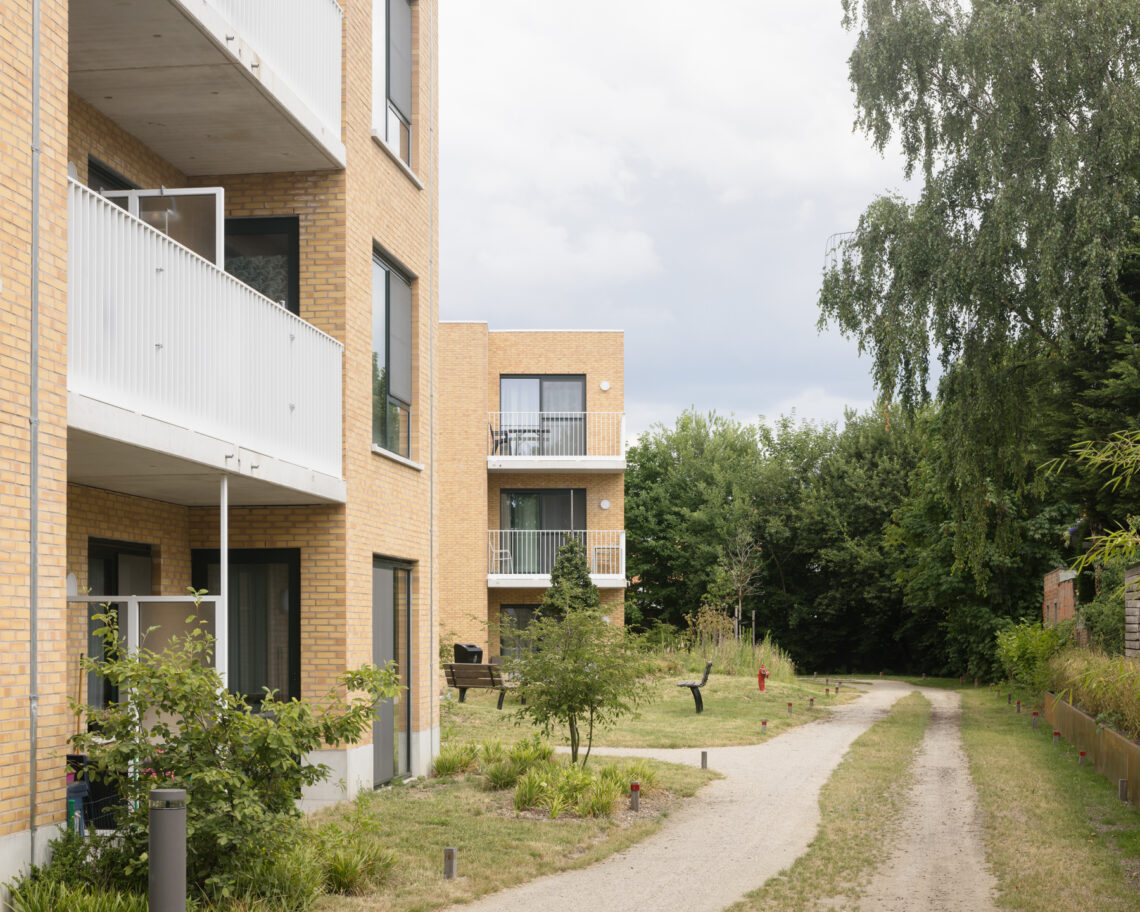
(310, 756, 717, 912)
(726, 691, 931, 912)
(441, 673, 856, 750)
(960, 687, 1140, 911)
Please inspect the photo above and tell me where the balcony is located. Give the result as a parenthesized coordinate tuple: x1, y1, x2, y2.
(70, 0, 345, 174)
(487, 412, 626, 472)
(487, 530, 626, 589)
(67, 179, 345, 506)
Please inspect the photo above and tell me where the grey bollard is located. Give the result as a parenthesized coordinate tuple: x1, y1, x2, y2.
(444, 847, 458, 879)
(701, 750, 708, 769)
(149, 788, 187, 912)
(630, 782, 640, 811)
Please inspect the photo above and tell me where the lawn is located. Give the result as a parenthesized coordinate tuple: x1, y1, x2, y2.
(960, 687, 1140, 911)
(312, 754, 717, 912)
(440, 672, 856, 750)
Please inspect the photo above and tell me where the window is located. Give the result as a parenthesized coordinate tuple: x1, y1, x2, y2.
(373, 0, 413, 165)
(499, 489, 586, 574)
(372, 253, 413, 456)
(498, 375, 586, 456)
(87, 156, 136, 193)
(192, 548, 301, 704)
(225, 217, 300, 315)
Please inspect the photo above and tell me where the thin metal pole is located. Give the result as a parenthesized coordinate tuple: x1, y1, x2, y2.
(219, 475, 228, 688)
(28, 0, 43, 866)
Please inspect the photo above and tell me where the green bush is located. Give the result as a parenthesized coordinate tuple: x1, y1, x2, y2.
(482, 758, 524, 791)
(575, 780, 623, 818)
(432, 741, 478, 777)
(64, 598, 400, 904)
(1082, 556, 1129, 654)
(995, 620, 1072, 695)
(6, 880, 147, 912)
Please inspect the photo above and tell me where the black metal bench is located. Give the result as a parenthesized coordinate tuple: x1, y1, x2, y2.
(444, 662, 515, 710)
(677, 661, 713, 713)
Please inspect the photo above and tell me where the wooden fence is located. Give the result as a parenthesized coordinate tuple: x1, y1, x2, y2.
(1045, 692, 1140, 811)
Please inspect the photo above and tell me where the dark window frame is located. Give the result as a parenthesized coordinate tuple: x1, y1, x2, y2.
(87, 156, 137, 193)
(372, 251, 414, 457)
(191, 547, 302, 703)
(224, 216, 301, 315)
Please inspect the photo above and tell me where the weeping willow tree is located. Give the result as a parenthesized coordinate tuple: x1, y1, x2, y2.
(820, 0, 1140, 578)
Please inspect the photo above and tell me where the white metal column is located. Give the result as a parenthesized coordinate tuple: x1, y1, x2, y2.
(218, 475, 229, 689)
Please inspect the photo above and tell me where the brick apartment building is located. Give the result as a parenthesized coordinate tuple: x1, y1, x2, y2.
(1043, 567, 1078, 626)
(438, 325, 627, 659)
(2, 0, 441, 884)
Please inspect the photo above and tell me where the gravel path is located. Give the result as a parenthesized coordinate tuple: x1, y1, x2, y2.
(854, 686, 998, 912)
(445, 680, 915, 912)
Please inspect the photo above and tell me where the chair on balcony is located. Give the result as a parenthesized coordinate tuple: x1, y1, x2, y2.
(489, 542, 513, 574)
(490, 422, 510, 455)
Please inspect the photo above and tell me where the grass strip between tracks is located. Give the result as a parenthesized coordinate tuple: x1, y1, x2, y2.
(727, 690, 931, 912)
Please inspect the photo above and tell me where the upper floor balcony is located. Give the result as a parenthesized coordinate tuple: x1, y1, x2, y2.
(487, 412, 626, 472)
(487, 530, 626, 589)
(67, 179, 345, 506)
(70, 0, 345, 174)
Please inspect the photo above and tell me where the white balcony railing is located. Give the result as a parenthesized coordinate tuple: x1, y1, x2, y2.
(208, 0, 344, 140)
(488, 412, 625, 458)
(68, 179, 343, 479)
(488, 530, 626, 578)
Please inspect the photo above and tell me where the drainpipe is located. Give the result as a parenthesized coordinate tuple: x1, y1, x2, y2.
(427, 0, 437, 760)
(28, 0, 43, 867)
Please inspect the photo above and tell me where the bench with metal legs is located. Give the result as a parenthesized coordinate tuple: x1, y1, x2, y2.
(677, 661, 713, 713)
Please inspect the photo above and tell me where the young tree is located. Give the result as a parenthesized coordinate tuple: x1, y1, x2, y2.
(714, 530, 763, 641)
(507, 538, 652, 765)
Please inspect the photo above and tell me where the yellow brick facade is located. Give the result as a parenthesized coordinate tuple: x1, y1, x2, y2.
(438, 325, 626, 659)
(2, 0, 440, 882)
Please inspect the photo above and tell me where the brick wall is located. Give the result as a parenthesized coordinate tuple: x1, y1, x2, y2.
(0, 0, 71, 846)
(1043, 568, 1078, 626)
(438, 326, 626, 658)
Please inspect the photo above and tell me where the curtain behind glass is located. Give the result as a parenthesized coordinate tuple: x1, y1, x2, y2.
(542, 378, 585, 455)
(500, 378, 540, 455)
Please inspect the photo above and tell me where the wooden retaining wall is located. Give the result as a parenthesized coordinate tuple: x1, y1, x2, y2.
(1045, 693, 1140, 811)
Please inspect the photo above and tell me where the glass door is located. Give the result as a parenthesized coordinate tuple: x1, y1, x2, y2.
(103, 187, 225, 266)
(373, 560, 412, 785)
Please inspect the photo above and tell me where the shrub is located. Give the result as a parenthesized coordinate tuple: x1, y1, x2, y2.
(995, 620, 1072, 695)
(483, 758, 524, 791)
(513, 765, 552, 811)
(433, 741, 478, 777)
(6, 880, 148, 912)
(66, 599, 401, 903)
(576, 780, 623, 818)
(479, 739, 507, 765)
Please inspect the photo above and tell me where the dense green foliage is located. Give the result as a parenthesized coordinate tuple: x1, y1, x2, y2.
(626, 408, 1068, 675)
(57, 601, 400, 906)
(508, 539, 653, 764)
(820, 0, 1140, 577)
(1047, 650, 1140, 740)
(996, 620, 1073, 696)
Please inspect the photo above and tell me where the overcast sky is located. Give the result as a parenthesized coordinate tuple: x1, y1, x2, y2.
(439, 1, 914, 440)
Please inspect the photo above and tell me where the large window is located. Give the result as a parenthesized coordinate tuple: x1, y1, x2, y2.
(192, 548, 301, 704)
(372, 253, 413, 456)
(499, 489, 586, 574)
(372, 0, 413, 165)
(498, 376, 586, 456)
(225, 217, 300, 315)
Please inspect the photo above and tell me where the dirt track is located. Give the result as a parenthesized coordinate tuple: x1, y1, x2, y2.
(443, 680, 1000, 912)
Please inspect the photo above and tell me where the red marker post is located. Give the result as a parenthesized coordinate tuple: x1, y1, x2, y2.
(630, 782, 640, 811)
(758, 666, 769, 692)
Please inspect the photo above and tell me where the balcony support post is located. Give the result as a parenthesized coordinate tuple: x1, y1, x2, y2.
(218, 474, 229, 690)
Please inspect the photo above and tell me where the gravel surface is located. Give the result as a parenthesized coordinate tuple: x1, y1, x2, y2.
(444, 680, 914, 912)
(854, 687, 998, 912)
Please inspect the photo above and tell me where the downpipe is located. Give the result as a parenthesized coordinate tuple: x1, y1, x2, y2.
(28, 0, 43, 867)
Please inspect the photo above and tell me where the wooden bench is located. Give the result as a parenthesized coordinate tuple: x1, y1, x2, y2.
(444, 663, 515, 710)
(677, 661, 713, 714)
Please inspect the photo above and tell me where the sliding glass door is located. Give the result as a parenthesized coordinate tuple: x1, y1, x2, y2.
(500, 489, 585, 573)
(373, 560, 412, 785)
(499, 376, 585, 456)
